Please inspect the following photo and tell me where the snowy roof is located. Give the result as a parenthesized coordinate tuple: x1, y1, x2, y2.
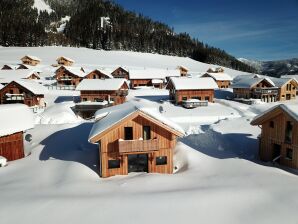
(0, 83, 3, 89)
(178, 65, 189, 71)
(168, 77, 218, 90)
(0, 70, 40, 83)
(57, 66, 85, 78)
(1, 64, 19, 70)
(0, 104, 34, 137)
(281, 75, 298, 82)
(270, 77, 297, 88)
(88, 101, 185, 142)
(76, 79, 128, 91)
(251, 104, 298, 125)
(152, 79, 164, 84)
(231, 76, 275, 88)
(86, 69, 113, 79)
(21, 55, 41, 61)
(129, 68, 181, 79)
(57, 56, 75, 63)
(18, 64, 43, 73)
(12, 80, 47, 95)
(204, 72, 233, 81)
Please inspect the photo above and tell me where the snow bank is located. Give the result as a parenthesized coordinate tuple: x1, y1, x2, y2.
(33, 0, 53, 13)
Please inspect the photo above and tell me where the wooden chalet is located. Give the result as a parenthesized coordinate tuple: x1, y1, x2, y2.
(0, 80, 47, 107)
(201, 72, 233, 88)
(84, 69, 113, 80)
(177, 66, 189, 77)
(21, 55, 41, 66)
(166, 77, 218, 104)
(231, 77, 279, 103)
(207, 67, 225, 73)
(56, 56, 75, 66)
(111, 67, 129, 79)
(88, 102, 185, 177)
(129, 69, 181, 89)
(1, 64, 19, 70)
(0, 104, 34, 161)
(270, 78, 298, 101)
(54, 66, 85, 86)
(0, 70, 40, 85)
(251, 104, 298, 169)
(75, 79, 129, 118)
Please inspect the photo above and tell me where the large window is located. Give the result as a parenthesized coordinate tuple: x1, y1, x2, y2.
(156, 156, 167, 165)
(285, 121, 294, 143)
(108, 159, 121, 169)
(205, 96, 210, 101)
(143, 126, 151, 140)
(124, 127, 133, 140)
(286, 148, 293, 160)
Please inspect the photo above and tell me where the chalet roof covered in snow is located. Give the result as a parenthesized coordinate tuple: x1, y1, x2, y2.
(0, 104, 34, 137)
(251, 104, 298, 125)
(270, 77, 297, 87)
(57, 66, 85, 77)
(86, 69, 113, 79)
(0, 70, 40, 83)
(168, 77, 218, 90)
(231, 76, 275, 88)
(0, 83, 4, 89)
(13, 80, 47, 95)
(204, 72, 233, 81)
(281, 75, 298, 82)
(129, 68, 181, 80)
(57, 56, 75, 63)
(88, 101, 185, 142)
(1, 64, 19, 70)
(76, 79, 128, 91)
(21, 55, 41, 61)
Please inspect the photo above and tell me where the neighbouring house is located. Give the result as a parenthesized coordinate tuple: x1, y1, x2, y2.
(0, 104, 34, 161)
(111, 67, 130, 79)
(177, 66, 189, 77)
(88, 102, 185, 177)
(129, 69, 181, 89)
(21, 55, 41, 66)
(56, 56, 75, 66)
(75, 79, 129, 118)
(166, 77, 218, 105)
(0, 70, 40, 85)
(54, 66, 85, 86)
(84, 69, 113, 79)
(251, 104, 298, 169)
(0, 80, 47, 107)
(231, 76, 279, 103)
(270, 77, 298, 101)
(1, 64, 19, 70)
(206, 67, 225, 73)
(201, 72, 233, 88)
(17, 64, 42, 74)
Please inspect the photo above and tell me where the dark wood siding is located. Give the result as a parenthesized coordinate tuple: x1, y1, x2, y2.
(0, 132, 24, 161)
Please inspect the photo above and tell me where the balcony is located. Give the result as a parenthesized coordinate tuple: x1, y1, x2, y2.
(253, 88, 278, 95)
(5, 93, 25, 101)
(118, 139, 159, 154)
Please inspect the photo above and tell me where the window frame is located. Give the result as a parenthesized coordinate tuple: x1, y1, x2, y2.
(156, 156, 167, 166)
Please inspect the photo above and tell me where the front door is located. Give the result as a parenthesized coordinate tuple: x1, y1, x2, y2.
(272, 144, 281, 163)
(128, 154, 148, 173)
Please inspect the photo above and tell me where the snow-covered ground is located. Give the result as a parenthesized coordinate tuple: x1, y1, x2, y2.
(0, 47, 298, 224)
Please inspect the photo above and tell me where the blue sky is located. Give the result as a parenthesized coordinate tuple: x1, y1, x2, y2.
(113, 0, 298, 61)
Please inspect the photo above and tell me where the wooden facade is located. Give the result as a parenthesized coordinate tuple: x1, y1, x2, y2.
(111, 67, 129, 79)
(0, 81, 45, 107)
(21, 56, 41, 66)
(178, 66, 188, 77)
(85, 70, 111, 80)
(54, 67, 83, 86)
(89, 111, 184, 178)
(277, 79, 297, 101)
(56, 57, 74, 66)
(171, 89, 214, 104)
(216, 80, 231, 88)
(233, 79, 278, 102)
(0, 132, 24, 161)
(130, 79, 163, 89)
(251, 106, 298, 169)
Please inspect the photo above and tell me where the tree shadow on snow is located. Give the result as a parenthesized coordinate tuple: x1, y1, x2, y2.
(215, 89, 234, 100)
(181, 128, 259, 161)
(54, 96, 79, 103)
(39, 123, 99, 174)
(135, 95, 169, 103)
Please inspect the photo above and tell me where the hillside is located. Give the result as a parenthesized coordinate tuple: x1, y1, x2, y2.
(0, 0, 255, 73)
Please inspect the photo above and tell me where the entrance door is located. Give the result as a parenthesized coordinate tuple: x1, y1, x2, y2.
(128, 154, 148, 173)
(272, 144, 281, 163)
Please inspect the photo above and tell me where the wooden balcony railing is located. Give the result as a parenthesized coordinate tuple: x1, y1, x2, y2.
(118, 139, 159, 154)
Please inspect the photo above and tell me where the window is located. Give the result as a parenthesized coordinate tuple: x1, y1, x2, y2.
(156, 156, 167, 165)
(182, 97, 187, 101)
(93, 75, 97, 79)
(205, 96, 210, 101)
(285, 121, 294, 143)
(82, 98, 87, 102)
(108, 159, 121, 169)
(124, 127, 133, 140)
(286, 148, 293, 160)
(269, 121, 274, 128)
(143, 126, 151, 140)
(10, 90, 13, 94)
(94, 98, 103, 102)
(110, 98, 114, 102)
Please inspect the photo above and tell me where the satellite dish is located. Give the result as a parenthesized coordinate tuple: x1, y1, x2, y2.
(25, 134, 32, 142)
